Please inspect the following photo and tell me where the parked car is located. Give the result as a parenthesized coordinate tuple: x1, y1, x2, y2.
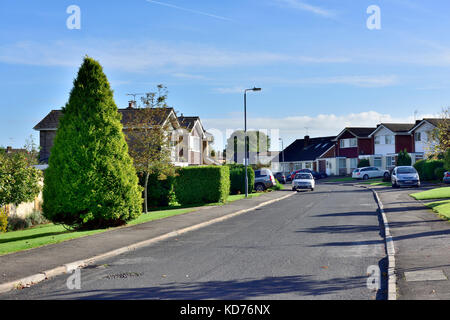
(352, 167, 390, 180)
(391, 166, 420, 188)
(292, 173, 315, 191)
(274, 172, 287, 184)
(254, 168, 276, 192)
(444, 172, 450, 184)
(290, 169, 326, 181)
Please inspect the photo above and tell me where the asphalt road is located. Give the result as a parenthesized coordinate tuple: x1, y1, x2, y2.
(1, 183, 387, 300)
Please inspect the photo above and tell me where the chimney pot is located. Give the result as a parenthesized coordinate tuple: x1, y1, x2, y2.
(304, 135, 310, 147)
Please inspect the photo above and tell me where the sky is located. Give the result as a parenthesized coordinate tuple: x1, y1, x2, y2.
(0, 0, 449, 151)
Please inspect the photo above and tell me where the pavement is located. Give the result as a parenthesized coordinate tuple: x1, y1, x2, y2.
(0, 189, 295, 291)
(371, 184, 450, 300)
(0, 183, 387, 300)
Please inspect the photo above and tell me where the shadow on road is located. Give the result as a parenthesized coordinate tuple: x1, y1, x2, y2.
(40, 274, 384, 300)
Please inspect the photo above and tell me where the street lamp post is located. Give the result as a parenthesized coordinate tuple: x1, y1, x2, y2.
(244, 87, 261, 198)
(279, 137, 285, 173)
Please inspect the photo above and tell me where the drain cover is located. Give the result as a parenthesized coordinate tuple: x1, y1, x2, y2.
(404, 270, 447, 282)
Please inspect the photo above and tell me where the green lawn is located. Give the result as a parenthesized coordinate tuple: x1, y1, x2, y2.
(410, 187, 450, 200)
(424, 200, 450, 220)
(359, 179, 391, 186)
(0, 192, 264, 256)
(326, 177, 355, 182)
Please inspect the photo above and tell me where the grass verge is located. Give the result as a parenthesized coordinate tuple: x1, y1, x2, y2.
(0, 192, 265, 256)
(424, 200, 450, 220)
(410, 187, 450, 200)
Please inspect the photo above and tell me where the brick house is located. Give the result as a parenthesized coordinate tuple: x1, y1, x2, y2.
(33, 105, 216, 166)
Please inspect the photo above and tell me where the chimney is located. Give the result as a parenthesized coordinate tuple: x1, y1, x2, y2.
(127, 101, 135, 109)
(6, 146, 12, 153)
(304, 136, 310, 147)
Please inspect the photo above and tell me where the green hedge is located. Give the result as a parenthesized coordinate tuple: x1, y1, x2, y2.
(139, 173, 175, 208)
(228, 165, 255, 195)
(414, 159, 444, 181)
(175, 166, 230, 205)
(358, 159, 370, 168)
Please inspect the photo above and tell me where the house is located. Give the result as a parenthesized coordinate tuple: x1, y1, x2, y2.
(274, 135, 336, 175)
(408, 118, 446, 159)
(365, 123, 416, 170)
(332, 127, 376, 175)
(33, 104, 215, 166)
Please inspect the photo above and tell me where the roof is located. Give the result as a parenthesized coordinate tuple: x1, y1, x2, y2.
(34, 107, 176, 131)
(409, 118, 448, 133)
(178, 116, 200, 131)
(334, 127, 376, 140)
(277, 136, 336, 162)
(369, 123, 415, 137)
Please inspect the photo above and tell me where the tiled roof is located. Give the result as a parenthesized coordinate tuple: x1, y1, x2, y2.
(277, 136, 336, 162)
(380, 123, 415, 133)
(346, 127, 377, 137)
(34, 107, 175, 130)
(178, 116, 200, 131)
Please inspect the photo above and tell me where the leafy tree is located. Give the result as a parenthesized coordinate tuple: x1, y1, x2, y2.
(444, 148, 450, 171)
(0, 152, 42, 207)
(225, 130, 271, 163)
(397, 149, 412, 166)
(430, 107, 450, 157)
(125, 84, 176, 214)
(43, 56, 143, 230)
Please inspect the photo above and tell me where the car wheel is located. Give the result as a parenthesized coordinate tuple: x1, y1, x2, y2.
(311, 188, 314, 191)
(384, 172, 390, 179)
(255, 184, 265, 192)
(292, 187, 296, 191)
(363, 174, 369, 180)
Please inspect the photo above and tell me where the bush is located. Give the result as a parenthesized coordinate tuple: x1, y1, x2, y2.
(42, 57, 143, 230)
(397, 149, 412, 166)
(444, 149, 450, 171)
(139, 173, 176, 208)
(5, 211, 48, 232)
(26, 210, 48, 226)
(228, 165, 255, 195)
(434, 167, 446, 182)
(175, 166, 230, 205)
(0, 207, 7, 233)
(415, 159, 444, 180)
(358, 159, 370, 168)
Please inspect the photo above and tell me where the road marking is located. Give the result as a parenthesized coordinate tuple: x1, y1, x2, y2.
(404, 270, 447, 282)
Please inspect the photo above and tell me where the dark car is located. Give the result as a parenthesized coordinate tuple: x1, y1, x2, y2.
(444, 171, 450, 184)
(274, 172, 287, 184)
(293, 169, 327, 180)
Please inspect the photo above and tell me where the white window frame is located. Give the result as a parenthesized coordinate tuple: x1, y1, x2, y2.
(374, 156, 382, 168)
(374, 136, 381, 145)
(385, 135, 394, 145)
(189, 136, 200, 153)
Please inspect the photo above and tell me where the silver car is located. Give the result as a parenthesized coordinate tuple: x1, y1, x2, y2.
(352, 167, 390, 180)
(391, 166, 420, 188)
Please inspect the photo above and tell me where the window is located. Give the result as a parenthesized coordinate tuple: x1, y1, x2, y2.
(374, 157, 382, 168)
(385, 135, 394, 145)
(350, 158, 357, 169)
(340, 138, 357, 148)
(386, 156, 395, 168)
(189, 136, 200, 152)
(374, 136, 381, 144)
(414, 132, 421, 142)
(339, 158, 346, 168)
(305, 162, 312, 169)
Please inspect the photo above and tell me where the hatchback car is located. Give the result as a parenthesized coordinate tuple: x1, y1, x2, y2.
(292, 173, 315, 191)
(352, 167, 390, 180)
(391, 166, 420, 188)
(254, 168, 276, 192)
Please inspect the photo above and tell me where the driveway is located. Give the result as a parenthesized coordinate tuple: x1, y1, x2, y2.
(1, 184, 387, 300)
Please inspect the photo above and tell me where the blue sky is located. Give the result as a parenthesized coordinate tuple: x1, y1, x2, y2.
(1, 0, 449, 151)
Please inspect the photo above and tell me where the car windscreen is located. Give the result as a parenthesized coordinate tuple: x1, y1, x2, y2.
(397, 167, 417, 174)
(295, 174, 311, 180)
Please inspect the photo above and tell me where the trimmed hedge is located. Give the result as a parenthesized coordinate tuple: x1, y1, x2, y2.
(228, 164, 255, 195)
(414, 159, 444, 181)
(139, 173, 175, 208)
(435, 167, 446, 182)
(175, 166, 230, 205)
(358, 159, 370, 168)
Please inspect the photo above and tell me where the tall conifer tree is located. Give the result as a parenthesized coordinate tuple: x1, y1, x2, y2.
(43, 56, 142, 229)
